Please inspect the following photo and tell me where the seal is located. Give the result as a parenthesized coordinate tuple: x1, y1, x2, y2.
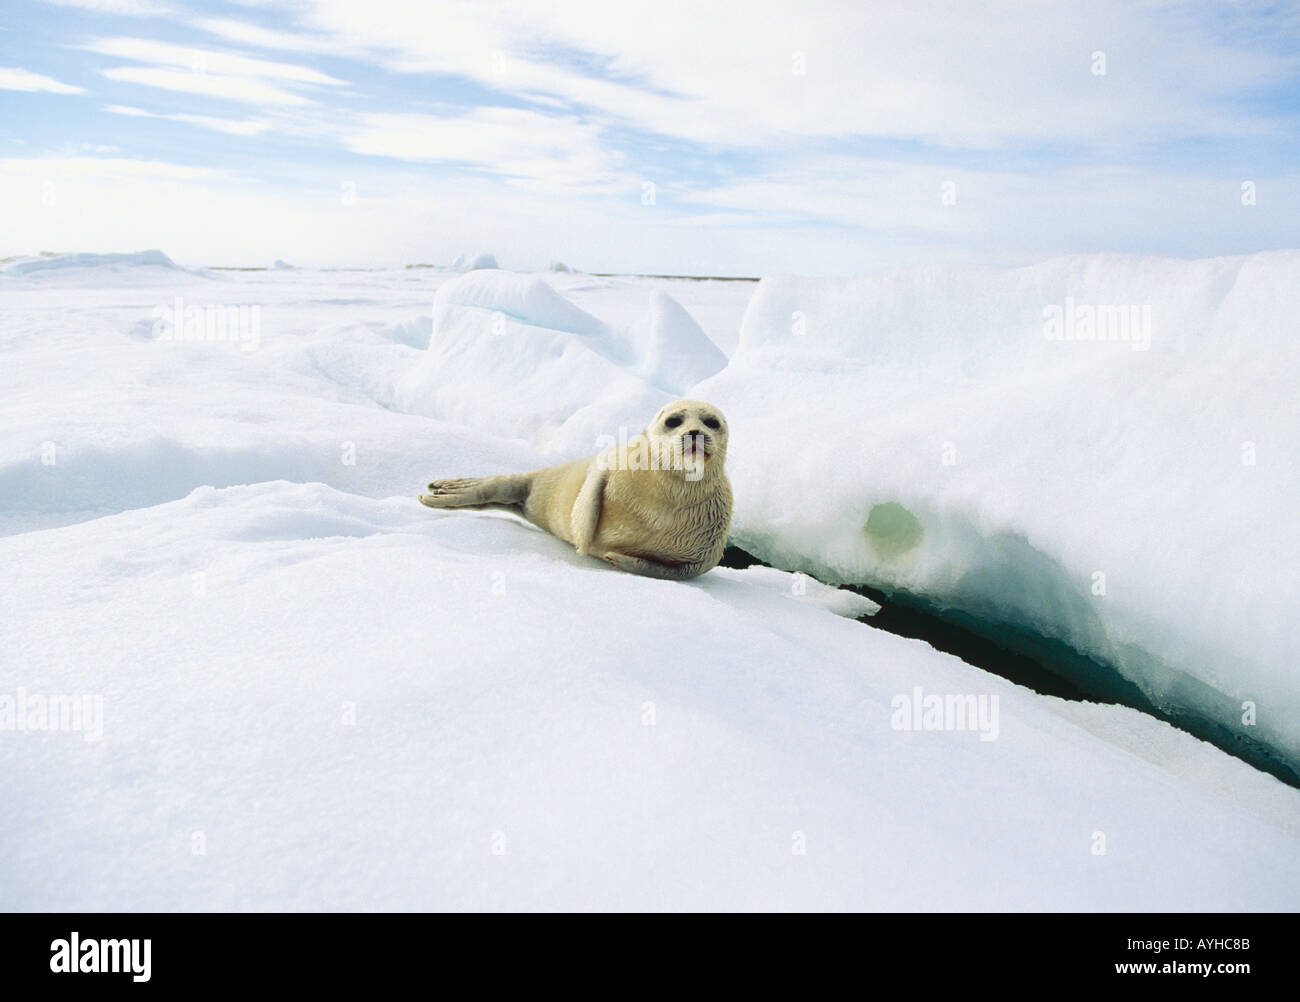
(419, 400, 732, 580)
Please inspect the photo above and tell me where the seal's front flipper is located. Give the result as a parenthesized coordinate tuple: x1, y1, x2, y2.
(569, 465, 609, 555)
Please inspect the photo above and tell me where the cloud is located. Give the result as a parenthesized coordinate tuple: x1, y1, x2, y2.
(195, 17, 334, 55)
(0, 67, 84, 94)
(84, 37, 343, 85)
(85, 36, 345, 107)
(342, 108, 626, 190)
(0, 155, 234, 182)
(104, 104, 270, 136)
(41, 0, 171, 15)
(55, 142, 122, 154)
(4, 1, 1297, 273)
(256, 0, 1300, 150)
(683, 154, 1300, 264)
(100, 66, 315, 105)
(2, 147, 1296, 274)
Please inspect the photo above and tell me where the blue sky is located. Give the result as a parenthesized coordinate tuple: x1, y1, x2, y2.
(2, 0, 1298, 273)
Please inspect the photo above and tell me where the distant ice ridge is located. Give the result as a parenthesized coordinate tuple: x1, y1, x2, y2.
(451, 251, 500, 271)
(0, 249, 184, 276)
(395, 270, 727, 454)
(694, 251, 1300, 775)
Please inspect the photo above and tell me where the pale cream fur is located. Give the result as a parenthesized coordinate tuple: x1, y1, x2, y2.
(419, 400, 732, 580)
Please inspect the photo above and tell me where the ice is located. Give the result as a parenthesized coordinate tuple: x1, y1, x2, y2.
(451, 251, 500, 271)
(622, 288, 728, 395)
(1, 249, 186, 276)
(394, 270, 724, 453)
(0, 264, 541, 534)
(694, 251, 1300, 772)
(1, 480, 1296, 910)
(430, 268, 607, 337)
(541, 273, 754, 357)
(734, 564, 881, 618)
(1, 254, 1297, 910)
(395, 270, 665, 453)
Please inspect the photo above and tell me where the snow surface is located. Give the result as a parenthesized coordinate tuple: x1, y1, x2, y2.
(1, 252, 1297, 911)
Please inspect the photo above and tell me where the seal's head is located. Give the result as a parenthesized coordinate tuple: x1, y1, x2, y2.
(646, 399, 728, 479)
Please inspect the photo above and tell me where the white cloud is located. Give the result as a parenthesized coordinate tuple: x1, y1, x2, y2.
(0, 155, 234, 182)
(195, 17, 333, 55)
(5, 2, 1296, 273)
(86, 36, 344, 107)
(280, 0, 1297, 149)
(104, 104, 270, 136)
(55, 141, 121, 154)
(682, 154, 1300, 264)
(342, 108, 626, 190)
(100, 66, 314, 105)
(5, 147, 1294, 274)
(0, 67, 84, 94)
(84, 37, 343, 85)
(42, 0, 171, 15)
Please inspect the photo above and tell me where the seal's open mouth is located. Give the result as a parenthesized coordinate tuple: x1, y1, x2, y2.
(682, 436, 712, 461)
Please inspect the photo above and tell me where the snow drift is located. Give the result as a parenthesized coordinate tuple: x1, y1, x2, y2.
(395, 270, 727, 455)
(626, 289, 729, 395)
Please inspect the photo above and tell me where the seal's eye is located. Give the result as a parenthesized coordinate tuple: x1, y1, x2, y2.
(664, 415, 684, 429)
(703, 416, 721, 430)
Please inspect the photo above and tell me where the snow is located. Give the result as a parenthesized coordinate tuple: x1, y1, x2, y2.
(1, 251, 1297, 911)
(394, 270, 726, 454)
(735, 564, 881, 618)
(623, 288, 729, 394)
(694, 252, 1300, 774)
(432, 268, 608, 337)
(0, 261, 540, 535)
(4, 479, 1297, 910)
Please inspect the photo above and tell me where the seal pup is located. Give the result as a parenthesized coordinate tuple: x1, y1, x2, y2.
(419, 400, 732, 580)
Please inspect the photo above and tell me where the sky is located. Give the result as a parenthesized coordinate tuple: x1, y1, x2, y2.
(1, 0, 1298, 274)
